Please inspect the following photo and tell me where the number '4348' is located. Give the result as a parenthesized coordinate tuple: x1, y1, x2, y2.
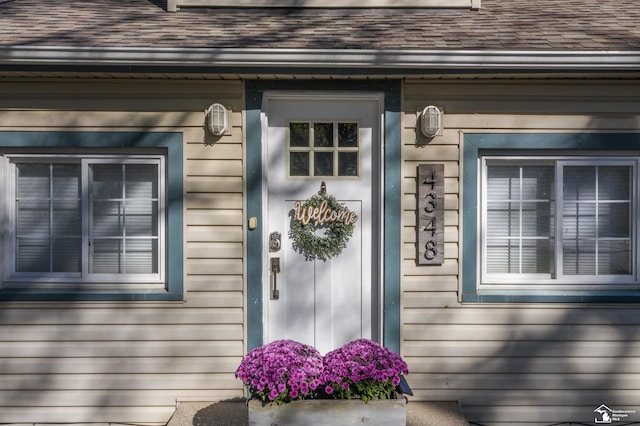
(417, 164, 444, 265)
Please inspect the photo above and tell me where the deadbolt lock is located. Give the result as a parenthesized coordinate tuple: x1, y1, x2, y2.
(269, 231, 282, 252)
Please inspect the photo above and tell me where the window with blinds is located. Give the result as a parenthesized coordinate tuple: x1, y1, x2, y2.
(7, 155, 165, 286)
(481, 157, 637, 288)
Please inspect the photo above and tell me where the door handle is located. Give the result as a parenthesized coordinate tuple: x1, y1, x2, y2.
(270, 257, 280, 300)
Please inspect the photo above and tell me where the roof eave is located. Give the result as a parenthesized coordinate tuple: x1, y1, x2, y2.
(0, 46, 639, 72)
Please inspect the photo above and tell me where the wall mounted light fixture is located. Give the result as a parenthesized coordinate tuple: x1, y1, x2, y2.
(206, 103, 229, 136)
(420, 105, 442, 138)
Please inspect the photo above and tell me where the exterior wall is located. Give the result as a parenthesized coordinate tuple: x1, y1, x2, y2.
(0, 78, 246, 424)
(1, 75, 640, 426)
(402, 79, 640, 425)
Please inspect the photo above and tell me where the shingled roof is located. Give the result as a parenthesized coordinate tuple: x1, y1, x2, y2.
(0, 0, 639, 74)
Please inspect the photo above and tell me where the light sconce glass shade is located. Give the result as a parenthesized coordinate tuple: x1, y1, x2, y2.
(206, 103, 229, 136)
(420, 105, 442, 138)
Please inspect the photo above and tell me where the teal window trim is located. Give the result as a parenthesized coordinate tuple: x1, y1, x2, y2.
(245, 80, 401, 352)
(0, 131, 184, 302)
(462, 133, 640, 303)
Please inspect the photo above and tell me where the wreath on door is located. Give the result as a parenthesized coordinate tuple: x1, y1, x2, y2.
(289, 182, 358, 261)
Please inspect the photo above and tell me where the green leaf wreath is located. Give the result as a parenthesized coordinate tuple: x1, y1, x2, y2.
(289, 191, 356, 261)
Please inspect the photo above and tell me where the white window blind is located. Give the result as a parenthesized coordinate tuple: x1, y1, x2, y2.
(561, 165, 632, 276)
(8, 156, 164, 285)
(485, 164, 554, 276)
(16, 163, 82, 273)
(90, 163, 159, 275)
(482, 157, 636, 287)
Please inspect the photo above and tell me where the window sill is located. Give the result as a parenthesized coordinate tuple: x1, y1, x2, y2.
(0, 288, 184, 302)
(462, 290, 640, 304)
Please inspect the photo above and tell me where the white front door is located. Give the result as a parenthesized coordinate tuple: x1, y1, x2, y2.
(262, 93, 382, 354)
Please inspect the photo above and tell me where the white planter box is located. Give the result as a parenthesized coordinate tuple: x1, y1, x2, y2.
(248, 398, 407, 426)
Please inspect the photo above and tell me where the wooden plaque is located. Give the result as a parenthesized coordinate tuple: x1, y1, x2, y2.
(417, 164, 445, 265)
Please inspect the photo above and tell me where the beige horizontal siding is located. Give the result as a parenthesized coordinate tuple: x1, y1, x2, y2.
(0, 78, 246, 424)
(402, 79, 640, 425)
(0, 324, 243, 341)
(0, 357, 240, 374)
(186, 242, 244, 258)
(408, 356, 640, 374)
(0, 406, 174, 425)
(403, 323, 640, 341)
(0, 340, 244, 358)
(404, 339, 640, 358)
(187, 275, 243, 292)
(462, 406, 626, 426)
(404, 306, 640, 324)
(0, 306, 243, 324)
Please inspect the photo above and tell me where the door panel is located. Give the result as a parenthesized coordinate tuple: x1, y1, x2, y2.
(262, 94, 381, 354)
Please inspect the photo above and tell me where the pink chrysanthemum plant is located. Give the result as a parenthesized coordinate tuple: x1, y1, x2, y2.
(236, 338, 410, 405)
(235, 339, 324, 405)
(320, 339, 409, 402)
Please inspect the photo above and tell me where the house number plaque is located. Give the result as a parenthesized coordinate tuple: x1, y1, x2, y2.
(417, 164, 444, 265)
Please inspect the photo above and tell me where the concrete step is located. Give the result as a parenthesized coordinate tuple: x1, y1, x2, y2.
(167, 399, 470, 426)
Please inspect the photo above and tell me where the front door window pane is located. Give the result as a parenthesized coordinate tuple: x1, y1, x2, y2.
(290, 152, 309, 176)
(338, 123, 358, 147)
(314, 152, 333, 176)
(289, 123, 309, 147)
(338, 152, 358, 176)
(314, 123, 333, 147)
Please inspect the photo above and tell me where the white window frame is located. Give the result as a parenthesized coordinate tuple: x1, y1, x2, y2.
(480, 155, 640, 291)
(1, 154, 166, 289)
